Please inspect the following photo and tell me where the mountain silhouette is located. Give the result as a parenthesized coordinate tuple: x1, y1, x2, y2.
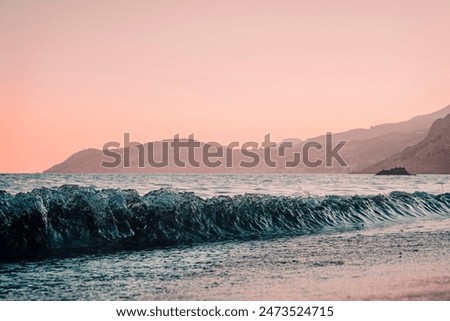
(361, 113, 450, 174)
(44, 105, 450, 174)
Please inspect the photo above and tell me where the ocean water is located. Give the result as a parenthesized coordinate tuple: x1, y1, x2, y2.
(0, 174, 449, 300)
(1, 173, 448, 197)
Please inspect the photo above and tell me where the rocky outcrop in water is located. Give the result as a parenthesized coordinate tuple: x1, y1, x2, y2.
(376, 167, 412, 176)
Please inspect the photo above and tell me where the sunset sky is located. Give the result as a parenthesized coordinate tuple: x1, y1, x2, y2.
(1, 0, 450, 173)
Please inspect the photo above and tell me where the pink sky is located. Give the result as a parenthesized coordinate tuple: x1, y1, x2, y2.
(1, 0, 450, 173)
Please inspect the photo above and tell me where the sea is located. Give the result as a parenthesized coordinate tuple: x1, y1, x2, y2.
(0, 174, 449, 300)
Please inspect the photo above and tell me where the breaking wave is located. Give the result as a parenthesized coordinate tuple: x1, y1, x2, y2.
(0, 185, 449, 261)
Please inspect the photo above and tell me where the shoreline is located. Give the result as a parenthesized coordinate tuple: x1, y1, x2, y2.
(1, 218, 449, 300)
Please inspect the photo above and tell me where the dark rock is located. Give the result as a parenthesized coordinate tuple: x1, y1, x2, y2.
(375, 167, 413, 176)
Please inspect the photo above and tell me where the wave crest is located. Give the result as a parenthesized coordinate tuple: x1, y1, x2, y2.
(0, 185, 449, 261)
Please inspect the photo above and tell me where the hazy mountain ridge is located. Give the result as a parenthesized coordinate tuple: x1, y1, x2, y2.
(308, 105, 450, 143)
(361, 113, 450, 174)
(44, 105, 450, 174)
